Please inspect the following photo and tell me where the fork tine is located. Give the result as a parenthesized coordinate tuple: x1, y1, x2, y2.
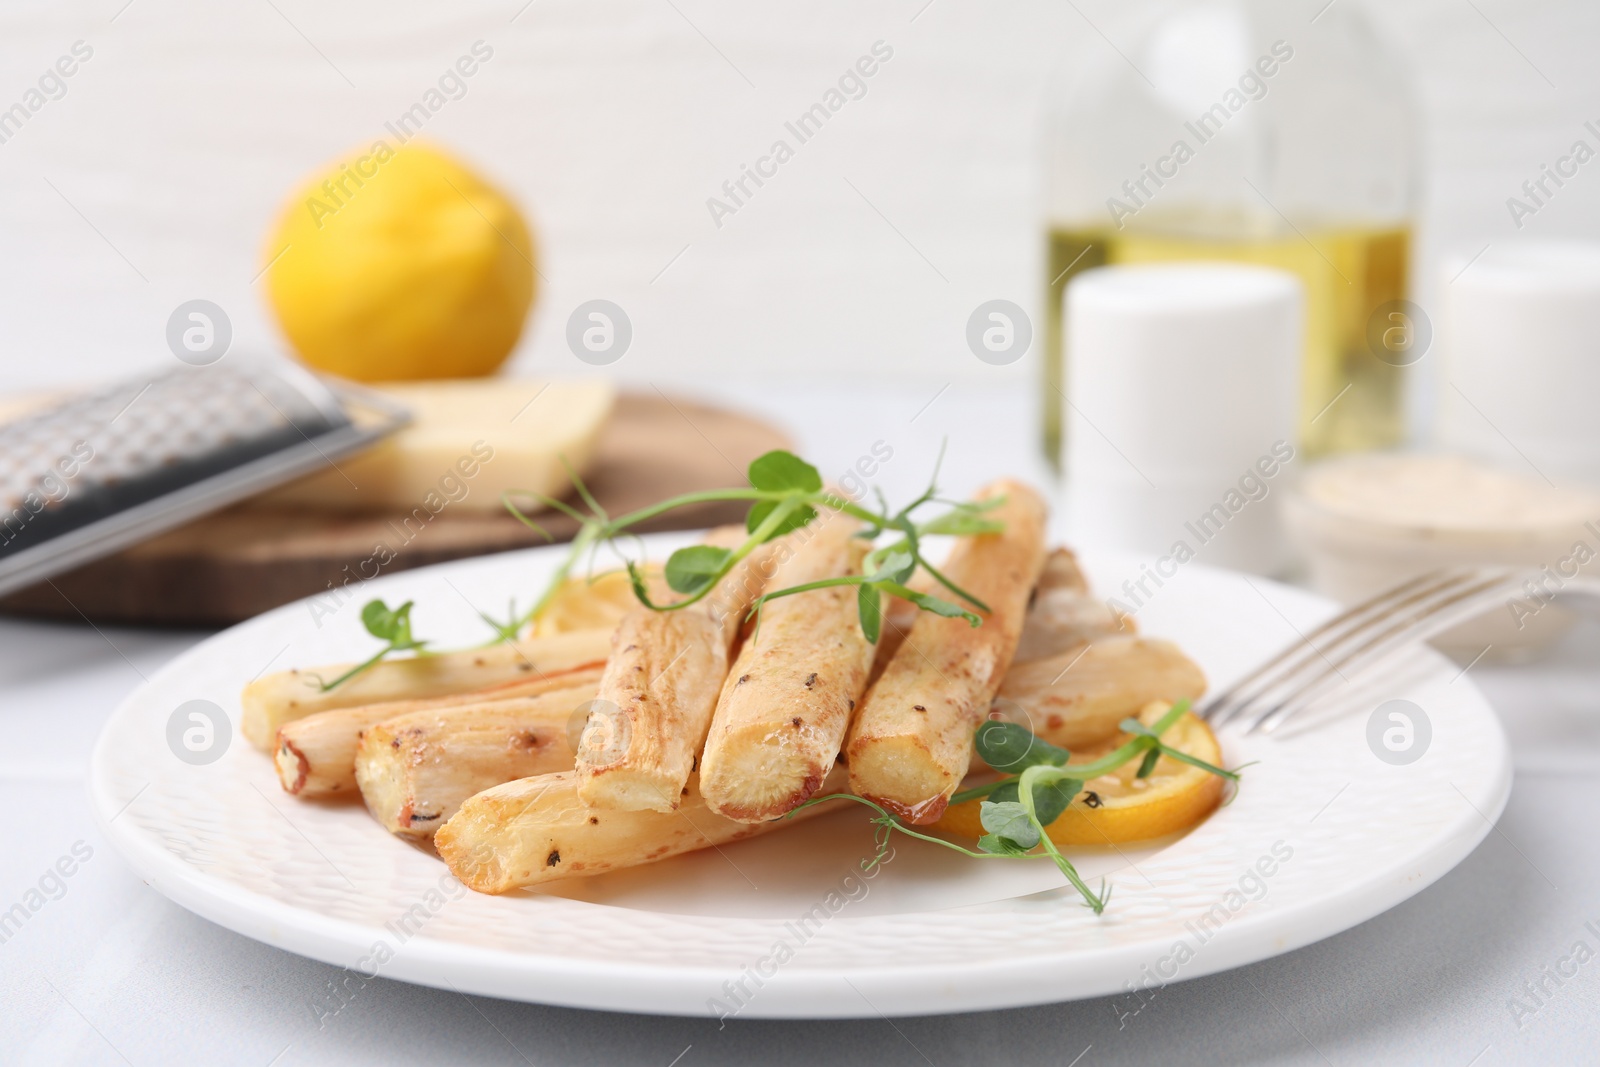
(1202, 569, 1458, 726)
(1225, 570, 1497, 730)
(1203, 569, 1474, 728)
(1247, 569, 1525, 734)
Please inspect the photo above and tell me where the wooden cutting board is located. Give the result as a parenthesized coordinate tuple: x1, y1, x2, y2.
(0, 392, 789, 627)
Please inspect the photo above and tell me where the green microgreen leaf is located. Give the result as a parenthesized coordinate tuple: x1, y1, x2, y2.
(1135, 747, 1162, 779)
(887, 585, 983, 628)
(978, 800, 1039, 850)
(973, 720, 1070, 773)
(745, 500, 819, 540)
(747, 450, 823, 493)
(976, 833, 1033, 857)
(361, 599, 414, 644)
(917, 505, 1007, 537)
(867, 549, 916, 584)
(663, 545, 732, 595)
(857, 583, 883, 645)
(1029, 775, 1083, 826)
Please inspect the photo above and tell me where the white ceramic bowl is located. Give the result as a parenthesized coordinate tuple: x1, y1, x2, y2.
(1284, 453, 1600, 659)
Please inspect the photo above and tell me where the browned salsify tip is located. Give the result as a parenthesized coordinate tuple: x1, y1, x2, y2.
(278, 741, 309, 794)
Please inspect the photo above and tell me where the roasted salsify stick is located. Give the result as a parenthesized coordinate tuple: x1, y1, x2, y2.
(699, 513, 875, 822)
(273, 663, 605, 797)
(1011, 547, 1131, 663)
(575, 527, 778, 813)
(845, 480, 1047, 823)
(437, 764, 849, 893)
(242, 628, 613, 751)
(354, 681, 598, 838)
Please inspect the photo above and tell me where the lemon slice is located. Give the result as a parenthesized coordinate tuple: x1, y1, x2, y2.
(531, 569, 653, 636)
(935, 703, 1227, 845)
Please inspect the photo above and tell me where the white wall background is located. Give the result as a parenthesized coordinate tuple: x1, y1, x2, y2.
(1, 0, 1597, 415)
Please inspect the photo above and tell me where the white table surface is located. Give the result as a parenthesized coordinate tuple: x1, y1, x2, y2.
(4, 383, 1599, 1066)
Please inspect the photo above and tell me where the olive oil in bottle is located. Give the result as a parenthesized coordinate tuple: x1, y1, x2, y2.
(1042, 222, 1410, 462)
(1038, 0, 1417, 467)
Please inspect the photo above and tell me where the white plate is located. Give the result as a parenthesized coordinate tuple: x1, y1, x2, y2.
(90, 535, 1510, 1018)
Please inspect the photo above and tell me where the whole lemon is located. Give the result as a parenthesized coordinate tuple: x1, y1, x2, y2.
(264, 141, 536, 381)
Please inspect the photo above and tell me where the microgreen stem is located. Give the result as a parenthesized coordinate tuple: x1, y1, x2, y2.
(1015, 764, 1103, 912)
(310, 645, 399, 693)
(793, 792, 1108, 913)
(631, 495, 805, 613)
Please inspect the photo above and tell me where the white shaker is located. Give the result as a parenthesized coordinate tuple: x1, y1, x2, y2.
(1063, 262, 1303, 576)
(1439, 240, 1600, 487)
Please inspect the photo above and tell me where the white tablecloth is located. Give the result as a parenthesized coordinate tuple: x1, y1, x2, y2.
(4, 384, 1598, 1065)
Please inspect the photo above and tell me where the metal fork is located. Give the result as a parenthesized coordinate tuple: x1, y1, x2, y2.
(1201, 567, 1600, 735)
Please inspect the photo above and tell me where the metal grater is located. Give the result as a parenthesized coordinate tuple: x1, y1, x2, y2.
(0, 359, 409, 599)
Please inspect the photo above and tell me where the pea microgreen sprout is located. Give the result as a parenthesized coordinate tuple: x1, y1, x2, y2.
(948, 699, 1238, 806)
(498, 445, 1004, 643)
(798, 699, 1242, 915)
(310, 599, 428, 692)
(324, 447, 1005, 689)
(787, 791, 1113, 914)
